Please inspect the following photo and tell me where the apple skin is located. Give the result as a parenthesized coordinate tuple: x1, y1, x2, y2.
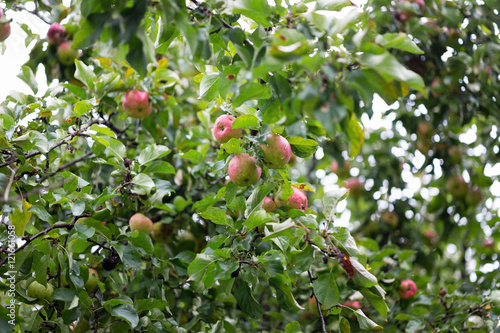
(228, 153, 262, 187)
(84, 268, 99, 292)
(259, 134, 291, 169)
(0, 21, 11, 42)
(129, 213, 154, 234)
(151, 222, 174, 243)
(344, 300, 361, 309)
(399, 279, 417, 299)
(47, 22, 66, 45)
(446, 175, 467, 198)
(381, 211, 399, 227)
(57, 42, 79, 65)
(122, 90, 152, 119)
(27, 281, 54, 301)
(345, 178, 364, 198)
(465, 186, 483, 207)
(262, 196, 277, 212)
(213, 115, 242, 143)
(275, 186, 308, 212)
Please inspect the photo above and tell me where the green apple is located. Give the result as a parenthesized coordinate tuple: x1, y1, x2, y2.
(27, 281, 54, 301)
(84, 268, 99, 292)
(57, 42, 79, 65)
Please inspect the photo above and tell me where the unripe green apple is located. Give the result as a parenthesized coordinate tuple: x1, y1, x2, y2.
(275, 186, 308, 212)
(84, 268, 99, 292)
(151, 222, 174, 242)
(399, 279, 417, 299)
(262, 196, 277, 212)
(259, 134, 291, 169)
(129, 213, 154, 234)
(228, 153, 262, 186)
(57, 42, 79, 65)
(122, 90, 152, 119)
(465, 186, 483, 206)
(27, 281, 54, 301)
(446, 175, 467, 198)
(212, 115, 242, 143)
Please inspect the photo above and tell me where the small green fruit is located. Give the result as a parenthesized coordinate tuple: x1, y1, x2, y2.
(84, 268, 99, 292)
(27, 281, 54, 301)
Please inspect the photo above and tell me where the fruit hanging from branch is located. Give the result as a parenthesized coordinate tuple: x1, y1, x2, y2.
(259, 134, 292, 169)
(122, 90, 152, 119)
(228, 153, 262, 186)
(212, 115, 242, 143)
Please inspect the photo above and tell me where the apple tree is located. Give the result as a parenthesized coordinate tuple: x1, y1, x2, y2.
(0, 0, 499, 332)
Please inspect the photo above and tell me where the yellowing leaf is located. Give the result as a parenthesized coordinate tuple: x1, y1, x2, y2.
(345, 114, 364, 159)
(125, 68, 135, 79)
(10, 200, 33, 236)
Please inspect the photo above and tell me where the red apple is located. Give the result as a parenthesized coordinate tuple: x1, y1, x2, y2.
(57, 42, 79, 65)
(344, 300, 361, 309)
(262, 196, 277, 212)
(0, 14, 11, 42)
(275, 186, 308, 212)
(345, 178, 364, 198)
(228, 153, 262, 186)
(259, 134, 291, 169)
(446, 175, 467, 198)
(483, 237, 494, 248)
(122, 90, 152, 119)
(212, 115, 242, 143)
(129, 213, 154, 234)
(399, 279, 417, 299)
(47, 22, 66, 45)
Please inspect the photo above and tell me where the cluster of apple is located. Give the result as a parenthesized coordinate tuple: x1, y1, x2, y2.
(212, 114, 308, 212)
(46, 22, 79, 65)
(0, 7, 11, 42)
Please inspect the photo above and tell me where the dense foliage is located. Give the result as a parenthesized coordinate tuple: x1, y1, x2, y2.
(0, 0, 499, 332)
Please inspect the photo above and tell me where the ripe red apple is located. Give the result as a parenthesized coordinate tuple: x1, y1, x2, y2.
(381, 211, 399, 227)
(129, 213, 154, 234)
(262, 196, 277, 212)
(275, 186, 308, 212)
(399, 279, 417, 299)
(228, 153, 262, 186)
(446, 175, 467, 198)
(447, 146, 462, 165)
(47, 22, 66, 45)
(212, 115, 242, 143)
(259, 134, 291, 169)
(345, 178, 363, 198)
(57, 42, 79, 65)
(0, 11, 11, 42)
(423, 229, 438, 244)
(465, 186, 483, 207)
(122, 90, 152, 119)
(84, 268, 99, 292)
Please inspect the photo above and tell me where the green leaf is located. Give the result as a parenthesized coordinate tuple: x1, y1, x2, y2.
(137, 144, 171, 165)
(74, 60, 97, 91)
(351, 257, 378, 288)
(231, 114, 260, 129)
(89, 124, 116, 138)
(232, 82, 272, 108)
(28, 206, 51, 222)
(188, 253, 220, 282)
(230, 0, 273, 27)
(269, 274, 304, 312)
(360, 52, 426, 97)
(313, 272, 340, 309)
(344, 113, 364, 158)
(375, 32, 424, 54)
(95, 136, 126, 161)
(220, 138, 243, 155)
(234, 281, 263, 319)
(200, 73, 220, 100)
(128, 232, 154, 254)
(315, 0, 352, 10)
(17, 66, 38, 94)
(285, 321, 303, 333)
(50, 288, 77, 302)
(244, 209, 274, 230)
(360, 288, 388, 320)
(245, 182, 278, 217)
(74, 99, 94, 118)
(288, 137, 319, 158)
(142, 161, 176, 174)
(10, 200, 32, 236)
(323, 189, 349, 222)
(110, 304, 139, 328)
(353, 309, 384, 331)
(200, 207, 232, 227)
(339, 316, 351, 333)
(131, 174, 156, 194)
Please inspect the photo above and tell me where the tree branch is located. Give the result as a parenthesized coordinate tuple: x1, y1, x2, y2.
(308, 269, 327, 333)
(0, 213, 92, 267)
(38, 151, 94, 183)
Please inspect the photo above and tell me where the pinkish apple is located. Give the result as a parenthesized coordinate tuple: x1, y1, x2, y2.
(213, 115, 242, 143)
(262, 196, 277, 212)
(399, 279, 417, 299)
(0, 10, 10, 42)
(129, 213, 154, 234)
(47, 22, 66, 45)
(345, 178, 364, 198)
(228, 153, 262, 186)
(57, 42, 79, 65)
(344, 300, 361, 309)
(122, 90, 152, 119)
(259, 134, 292, 169)
(275, 186, 308, 212)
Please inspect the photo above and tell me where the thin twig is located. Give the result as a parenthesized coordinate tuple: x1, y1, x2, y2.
(308, 269, 327, 333)
(3, 166, 16, 203)
(38, 151, 94, 183)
